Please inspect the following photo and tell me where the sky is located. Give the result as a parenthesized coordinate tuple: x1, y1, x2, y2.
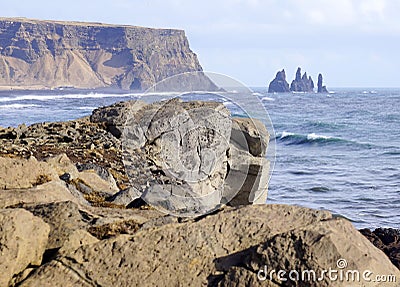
(1, 0, 400, 87)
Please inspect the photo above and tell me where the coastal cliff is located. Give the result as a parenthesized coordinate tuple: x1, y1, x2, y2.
(0, 18, 215, 90)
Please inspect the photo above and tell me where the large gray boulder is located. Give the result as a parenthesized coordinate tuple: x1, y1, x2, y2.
(122, 99, 232, 216)
(91, 99, 271, 213)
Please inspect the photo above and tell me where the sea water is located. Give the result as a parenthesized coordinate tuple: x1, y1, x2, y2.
(0, 88, 398, 229)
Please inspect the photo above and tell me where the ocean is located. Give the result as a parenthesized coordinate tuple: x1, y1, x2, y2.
(0, 88, 398, 229)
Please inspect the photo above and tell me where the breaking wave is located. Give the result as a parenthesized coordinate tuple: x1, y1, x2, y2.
(276, 131, 349, 146)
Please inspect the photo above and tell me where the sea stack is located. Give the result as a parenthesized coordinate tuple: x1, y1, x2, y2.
(267, 69, 290, 93)
(317, 73, 329, 93)
(290, 67, 314, 92)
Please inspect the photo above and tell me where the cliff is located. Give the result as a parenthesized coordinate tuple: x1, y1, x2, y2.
(0, 17, 215, 91)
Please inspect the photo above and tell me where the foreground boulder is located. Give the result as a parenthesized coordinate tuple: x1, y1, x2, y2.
(19, 205, 400, 287)
(0, 209, 50, 287)
(0, 156, 58, 189)
(122, 99, 232, 215)
(91, 99, 270, 215)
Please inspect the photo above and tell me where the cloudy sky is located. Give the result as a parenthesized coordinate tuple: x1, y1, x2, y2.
(2, 0, 399, 87)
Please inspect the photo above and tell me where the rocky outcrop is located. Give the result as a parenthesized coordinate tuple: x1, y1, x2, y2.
(290, 67, 314, 92)
(317, 73, 329, 93)
(0, 99, 399, 286)
(267, 69, 290, 93)
(0, 209, 50, 287)
(224, 118, 270, 206)
(0, 156, 58, 189)
(15, 204, 400, 287)
(0, 99, 270, 212)
(121, 99, 232, 216)
(90, 100, 148, 138)
(0, 17, 216, 91)
(360, 228, 400, 269)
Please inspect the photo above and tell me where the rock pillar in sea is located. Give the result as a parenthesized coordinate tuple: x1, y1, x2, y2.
(317, 73, 329, 93)
(290, 67, 314, 92)
(267, 69, 290, 93)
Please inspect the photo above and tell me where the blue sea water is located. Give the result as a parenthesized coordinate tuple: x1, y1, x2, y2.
(0, 88, 399, 229)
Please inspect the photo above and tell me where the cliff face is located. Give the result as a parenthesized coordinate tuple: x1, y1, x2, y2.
(0, 18, 214, 90)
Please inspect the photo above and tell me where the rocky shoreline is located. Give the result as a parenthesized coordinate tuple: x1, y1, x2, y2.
(1, 99, 399, 286)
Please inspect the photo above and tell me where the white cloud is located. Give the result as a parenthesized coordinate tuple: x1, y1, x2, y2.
(361, 0, 386, 19)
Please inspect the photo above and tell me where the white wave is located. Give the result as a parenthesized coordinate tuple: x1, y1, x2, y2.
(77, 106, 98, 110)
(252, 92, 263, 97)
(362, 90, 377, 94)
(222, 101, 235, 106)
(0, 93, 134, 102)
(0, 90, 220, 103)
(307, 133, 332, 140)
(280, 131, 295, 139)
(261, 96, 275, 101)
(0, 104, 41, 109)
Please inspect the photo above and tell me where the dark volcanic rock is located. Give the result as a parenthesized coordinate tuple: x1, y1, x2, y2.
(360, 228, 400, 269)
(267, 69, 290, 93)
(290, 67, 314, 92)
(317, 73, 329, 93)
(0, 17, 216, 91)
